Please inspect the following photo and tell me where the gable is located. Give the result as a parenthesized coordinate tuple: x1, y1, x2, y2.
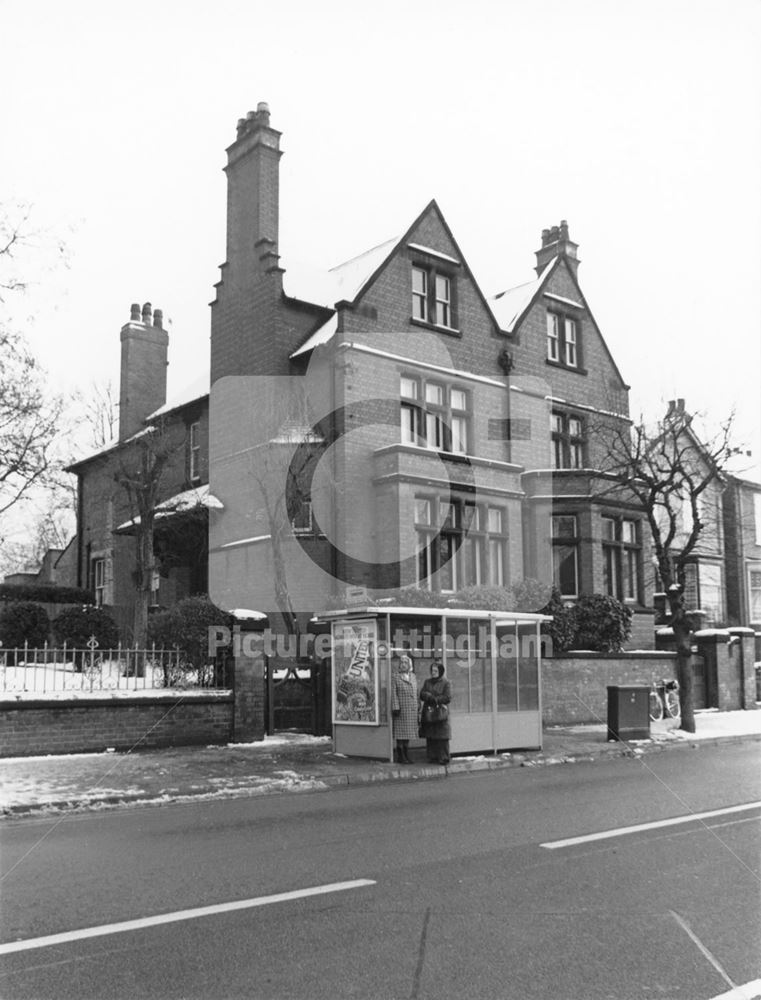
(507, 255, 630, 416)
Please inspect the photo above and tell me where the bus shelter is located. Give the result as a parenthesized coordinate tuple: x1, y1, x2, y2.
(313, 606, 551, 761)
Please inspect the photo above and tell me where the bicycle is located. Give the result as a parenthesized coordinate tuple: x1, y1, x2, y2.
(649, 678, 680, 722)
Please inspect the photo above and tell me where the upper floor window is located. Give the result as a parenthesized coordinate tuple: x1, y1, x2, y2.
(551, 412, 585, 469)
(754, 494, 761, 544)
(602, 516, 641, 602)
(401, 377, 469, 455)
(189, 421, 201, 481)
(546, 311, 580, 369)
(412, 265, 456, 329)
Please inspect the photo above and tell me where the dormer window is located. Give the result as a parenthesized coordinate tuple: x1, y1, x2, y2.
(411, 263, 457, 331)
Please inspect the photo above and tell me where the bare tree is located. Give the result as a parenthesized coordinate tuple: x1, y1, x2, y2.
(75, 380, 119, 449)
(113, 420, 185, 646)
(0, 329, 64, 518)
(594, 402, 736, 732)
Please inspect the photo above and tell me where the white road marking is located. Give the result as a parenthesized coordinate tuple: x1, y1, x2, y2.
(0, 879, 376, 956)
(540, 801, 761, 849)
(670, 910, 736, 991)
(709, 979, 761, 1000)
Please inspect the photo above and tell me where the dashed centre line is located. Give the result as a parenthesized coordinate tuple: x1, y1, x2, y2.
(540, 801, 761, 849)
(0, 879, 376, 956)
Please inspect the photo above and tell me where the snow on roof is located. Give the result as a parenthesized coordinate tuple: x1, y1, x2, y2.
(149, 372, 210, 419)
(290, 313, 338, 359)
(490, 258, 556, 333)
(116, 484, 222, 531)
(284, 237, 398, 311)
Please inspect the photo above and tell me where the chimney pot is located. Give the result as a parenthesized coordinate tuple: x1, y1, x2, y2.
(550, 225, 560, 241)
(541, 228, 550, 247)
(142, 302, 152, 324)
(130, 303, 141, 321)
(153, 308, 163, 329)
(246, 110, 256, 120)
(257, 101, 270, 114)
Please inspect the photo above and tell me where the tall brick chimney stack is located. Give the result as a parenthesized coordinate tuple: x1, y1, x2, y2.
(534, 220, 580, 278)
(224, 101, 283, 280)
(211, 102, 286, 382)
(118, 301, 169, 442)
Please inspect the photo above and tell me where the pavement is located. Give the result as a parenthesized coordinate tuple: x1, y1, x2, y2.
(2, 709, 760, 818)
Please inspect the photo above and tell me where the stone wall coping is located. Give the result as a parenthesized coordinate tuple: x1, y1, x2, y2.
(728, 627, 756, 636)
(694, 629, 732, 642)
(548, 650, 677, 660)
(0, 692, 233, 711)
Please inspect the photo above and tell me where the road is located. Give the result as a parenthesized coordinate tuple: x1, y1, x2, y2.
(1, 743, 759, 1000)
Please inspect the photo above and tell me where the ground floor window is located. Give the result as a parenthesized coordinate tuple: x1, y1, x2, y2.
(601, 516, 641, 602)
(92, 558, 106, 606)
(415, 496, 507, 592)
(698, 563, 724, 625)
(749, 568, 761, 623)
(551, 515, 579, 598)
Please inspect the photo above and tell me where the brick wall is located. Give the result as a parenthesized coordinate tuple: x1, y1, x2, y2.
(0, 694, 233, 758)
(542, 651, 677, 726)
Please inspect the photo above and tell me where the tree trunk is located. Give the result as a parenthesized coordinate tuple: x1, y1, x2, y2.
(670, 603, 696, 734)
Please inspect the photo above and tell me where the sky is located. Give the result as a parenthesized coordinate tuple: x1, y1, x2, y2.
(1, 0, 760, 548)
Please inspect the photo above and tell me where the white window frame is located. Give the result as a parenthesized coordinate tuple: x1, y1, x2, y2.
(748, 567, 761, 623)
(546, 313, 560, 362)
(754, 494, 761, 544)
(93, 558, 106, 607)
(189, 421, 201, 481)
(412, 266, 428, 322)
(564, 319, 577, 367)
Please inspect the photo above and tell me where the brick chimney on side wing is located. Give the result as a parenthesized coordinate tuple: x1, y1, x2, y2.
(118, 302, 169, 441)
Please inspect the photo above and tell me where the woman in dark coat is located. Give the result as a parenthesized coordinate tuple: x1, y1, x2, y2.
(419, 661, 452, 764)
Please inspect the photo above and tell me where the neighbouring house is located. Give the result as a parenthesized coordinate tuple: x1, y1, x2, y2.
(66, 304, 213, 639)
(723, 473, 761, 629)
(2, 540, 78, 589)
(206, 103, 655, 645)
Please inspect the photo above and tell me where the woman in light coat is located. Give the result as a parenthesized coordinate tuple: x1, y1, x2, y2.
(419, 661, 452, 764)
(391, 654, 418, 764)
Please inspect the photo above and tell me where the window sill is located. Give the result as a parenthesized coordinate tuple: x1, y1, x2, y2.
(411, 317, 462, 338)
(545, 359, 588, 375)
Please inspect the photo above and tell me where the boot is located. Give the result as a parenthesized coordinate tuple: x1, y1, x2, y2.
(401, 742, 412, 764)
(394, 745, 403, 764)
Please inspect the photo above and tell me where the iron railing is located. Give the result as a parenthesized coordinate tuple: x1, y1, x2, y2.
(0, 641, 231, 696)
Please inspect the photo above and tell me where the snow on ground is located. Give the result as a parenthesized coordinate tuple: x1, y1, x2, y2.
(0, 661, 228, 700)
(550, 708, 761, 741)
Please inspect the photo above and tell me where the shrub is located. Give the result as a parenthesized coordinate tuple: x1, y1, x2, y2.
(451, 586, 513, 611)
(367, 587, 449, 609)
(147, 596, 235, 670)
(0, 583, 94, 604)
(537, 588, 577, 655)
(52, 605, 120, 649)
(0, 601, 50, 654)
(511, 578, 554, 613)
(571, 594, 632, 653)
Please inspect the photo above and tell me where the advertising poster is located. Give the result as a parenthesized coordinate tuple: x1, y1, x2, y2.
(332, 620, 378, 725)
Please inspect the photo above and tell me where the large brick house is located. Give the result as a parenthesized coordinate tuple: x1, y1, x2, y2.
(205, 104, 656, 647)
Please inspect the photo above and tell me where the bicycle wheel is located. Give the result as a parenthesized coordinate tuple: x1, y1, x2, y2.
(649, 690, 664, 722)
(665, 689, 681, 718)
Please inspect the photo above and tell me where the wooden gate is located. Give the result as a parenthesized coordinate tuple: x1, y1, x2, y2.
(265, 657, 331, 735)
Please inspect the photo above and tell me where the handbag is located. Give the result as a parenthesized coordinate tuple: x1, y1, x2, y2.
(424, 703, 448, 724)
